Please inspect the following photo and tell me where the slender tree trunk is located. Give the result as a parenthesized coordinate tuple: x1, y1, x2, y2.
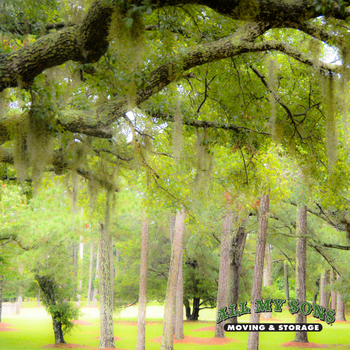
(110, 237, 114, 307)
(87, 242, 94, 307)
(184, 299, 191, 320)
(215, 210, 232, 338)
(226, 220, 247, 324)
(294, 205, 308, 343)
(319, 269, 328, 309)
(175, 239, 184, 339)
(312, 278, 319, 305)
(284, 260, 289, 302)
(76, 237, 84, 307)
(169, 214, 176, 333)
(99, 195, 115, 349)
(248, 192, 270, 350)
(37, 288, 40, 307)
(336, 273, 346, 321)
(73, 244, 78, 301)
(93, 244, 100, 307)
(136, 211, 149, 350)
(160, 209, 185, 350)
(0, 275, 4, 322)
(330, 268, 336, 311)
(17, 263, 23, 308)
(263, 244, 272, 319)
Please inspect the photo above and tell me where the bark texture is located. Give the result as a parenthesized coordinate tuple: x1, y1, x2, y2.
(98, 196, 115, 349)
(136, 211, 149, 350)
(330, 268, 336, 311)
(294, 205, 308, 343)
(319, 269, 328, 309)
(87, 242, 94, 307)
(226, 218, 247, 324)
(110, 237, 114, 307)
(160, 209, 185, 350)
(215, 210, 232, 338)
(247, 192, 269, 350)
(175, 234, 184, 340)
(336, 273, 346, 321)
(284, 260, 289, 301)
(263, 244, 272, 319)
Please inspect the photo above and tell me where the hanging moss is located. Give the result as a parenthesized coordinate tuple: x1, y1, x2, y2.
(268, 59, 277, 139)
(340, 48, 350, 139)
(172, 99, 183, 162)
(309, 38, 321, 72)
(193, 128, 213, 193)
(109, 6, 145, 109)
(322, 73, 338, 174)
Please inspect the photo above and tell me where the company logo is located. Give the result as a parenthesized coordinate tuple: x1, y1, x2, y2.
(216, 299, 335, 327)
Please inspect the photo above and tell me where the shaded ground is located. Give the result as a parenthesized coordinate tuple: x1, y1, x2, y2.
(0, 322, 18, 332)
(42, 344, 91, 349)
(150, 335, 242, 344)
(281, 342, 329, 348)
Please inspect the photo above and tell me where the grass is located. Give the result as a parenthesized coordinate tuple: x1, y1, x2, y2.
(1, 302, 350, 350)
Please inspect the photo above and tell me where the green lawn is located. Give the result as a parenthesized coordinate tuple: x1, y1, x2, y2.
(1, 303, 349, 350)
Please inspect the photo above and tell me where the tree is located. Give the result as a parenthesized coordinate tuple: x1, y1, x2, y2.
(294, 205, 308, 343)
(136, 210, 149, 350)
(248, 191, 270, 350)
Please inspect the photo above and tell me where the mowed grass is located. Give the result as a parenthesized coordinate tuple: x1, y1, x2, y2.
(1, 302, 350, 350)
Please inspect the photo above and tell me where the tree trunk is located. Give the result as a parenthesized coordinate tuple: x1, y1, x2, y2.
(284, 260, 289, 302)
(226, 220, 247, 324)
(0, 275, 4, 323)
(294, 205, 308, 343)
(319, 269, 328, 309)
(169, 214, 176, 333)
(73, 243, 78, 301)
(36, 275, 66, 344)
(330, 268, 336, 311)
(336, 273, 346, 321)
(110, 237, 114, 307)
(184, 299, 191, 320)
(98, 195, 115, 349)
(312, 278, 319, 305)
(160, 209, 185, 350)
(263, 244, 272, 319)
(136, 211, 149, 350)
(87, 242, 94, 307)
(175, 242, 184, 339)
(76, 237, 84, 307)
(17, 263, 23, 308)
(93, 244, 100, 307)
(37, 288, 41, 307)
(247, 192, 270, 350)
(215, 210, 232, 338)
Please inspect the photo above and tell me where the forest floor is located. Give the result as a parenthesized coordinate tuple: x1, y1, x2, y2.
(1, 301, 350, 350)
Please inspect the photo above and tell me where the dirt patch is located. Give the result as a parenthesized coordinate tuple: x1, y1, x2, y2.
(113, 321, 162, 326)
(281, 342, 329, 348)
(0, 323, 18, 332)
(72, 320, 95, 326)
(93, 337, 121, 341)
(335, 320, 350, 324)
(42, 344, 91, 349)
(151, 335, 241, 345)
(191, 325, 216, 332)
